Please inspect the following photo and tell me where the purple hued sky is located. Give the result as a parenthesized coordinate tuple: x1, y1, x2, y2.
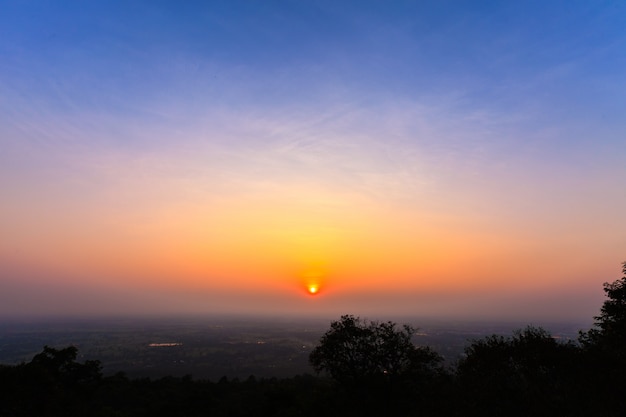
(1, 1, 625, 321)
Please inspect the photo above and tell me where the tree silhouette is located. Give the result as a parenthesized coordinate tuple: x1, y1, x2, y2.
(0, 345, 103, 417)
(457, 326, 579, 416)
(309, 315, 441, 384)
(309, 315, 444, 416)
(580, 261, 626, 349)
(575, 262, 626, 415)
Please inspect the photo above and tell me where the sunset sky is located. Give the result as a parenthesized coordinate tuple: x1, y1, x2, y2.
(1, 1, 625, 322)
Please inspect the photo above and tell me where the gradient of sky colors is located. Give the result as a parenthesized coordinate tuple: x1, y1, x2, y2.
(1, 1, 625, 321)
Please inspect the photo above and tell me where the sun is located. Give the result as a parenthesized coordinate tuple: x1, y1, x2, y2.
(302, 268, 324, 296)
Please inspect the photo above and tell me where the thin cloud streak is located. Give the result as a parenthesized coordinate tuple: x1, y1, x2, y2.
(1, 1, 625, 320)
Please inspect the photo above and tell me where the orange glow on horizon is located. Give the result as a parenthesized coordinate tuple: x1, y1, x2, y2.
(4, 185, 600, 306)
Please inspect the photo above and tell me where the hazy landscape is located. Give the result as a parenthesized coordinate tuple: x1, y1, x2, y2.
(0, 316, 587, 379)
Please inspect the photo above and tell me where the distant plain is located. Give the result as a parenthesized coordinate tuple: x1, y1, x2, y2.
(0, 316, 588, 380)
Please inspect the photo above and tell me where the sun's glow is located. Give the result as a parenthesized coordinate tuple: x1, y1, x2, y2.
(307, 284, 319, 295)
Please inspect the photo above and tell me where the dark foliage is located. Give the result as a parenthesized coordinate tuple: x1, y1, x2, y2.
(309, 315, 442, 383)
(456, 326, 581, 416)
(0, 345, 102, 417)
(580, 262, 626, 349)
(308, 315, 445, 416)
(576, 261, 626, 415)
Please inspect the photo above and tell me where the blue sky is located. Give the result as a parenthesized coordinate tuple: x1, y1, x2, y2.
(1, 1, 625, 320)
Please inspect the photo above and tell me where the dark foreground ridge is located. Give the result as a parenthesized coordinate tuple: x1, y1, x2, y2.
(1, 262, 625, 417)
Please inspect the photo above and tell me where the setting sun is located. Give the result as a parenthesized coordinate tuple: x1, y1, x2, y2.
(0, 0, 622, 325)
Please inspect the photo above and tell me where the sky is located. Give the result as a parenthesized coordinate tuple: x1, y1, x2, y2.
(1, 0, 625, 322)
